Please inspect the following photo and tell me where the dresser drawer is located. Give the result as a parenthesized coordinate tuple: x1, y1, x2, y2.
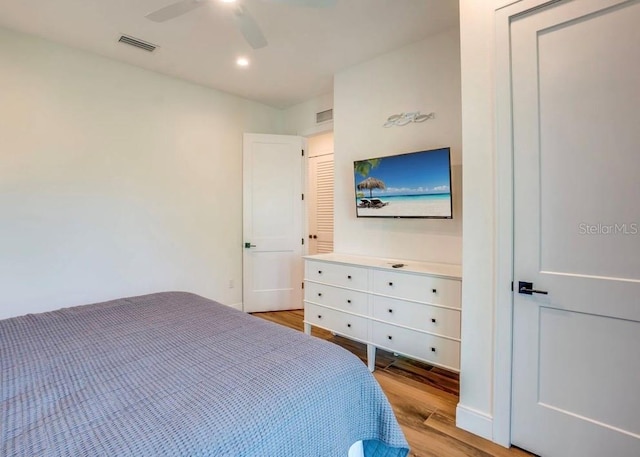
(304, 303, 369, 341)
(372, 296, 460, 339)
(306, 260, 369, 290)
(371, 321, 460, 371)
(372, 270, 461, 308)
(304, 282, 369, 315)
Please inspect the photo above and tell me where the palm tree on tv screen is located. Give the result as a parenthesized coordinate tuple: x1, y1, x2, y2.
(354, 158, 381, 178)
(355, 159, 386, 198)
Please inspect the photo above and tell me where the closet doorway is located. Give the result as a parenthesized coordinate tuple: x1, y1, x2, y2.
(306, 132, 334, 255)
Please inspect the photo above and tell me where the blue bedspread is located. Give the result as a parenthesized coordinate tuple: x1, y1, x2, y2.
(1, 292, 409, 456)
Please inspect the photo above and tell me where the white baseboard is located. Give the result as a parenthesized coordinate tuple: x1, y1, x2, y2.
(455, 403, 493, 441)
(227, 302, 243, 311)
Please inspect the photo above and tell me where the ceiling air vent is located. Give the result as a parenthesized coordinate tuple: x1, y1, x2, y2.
(316, 109, 333, 124)
(118, 35, 157, 52)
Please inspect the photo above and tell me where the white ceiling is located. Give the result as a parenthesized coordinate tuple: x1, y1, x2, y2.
(0, 0, 459, 108)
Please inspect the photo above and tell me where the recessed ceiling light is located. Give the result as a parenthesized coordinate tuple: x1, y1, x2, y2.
(236, 57, 250, 67)
(221, 0, 237, 3)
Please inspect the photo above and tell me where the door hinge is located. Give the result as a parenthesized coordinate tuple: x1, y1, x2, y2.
(511, 281, 514, 291)
(301, 193, 304, 200)
(302, 238, 304, 245)
(302, 282, 304, 289)
(301, 149, 304, 156)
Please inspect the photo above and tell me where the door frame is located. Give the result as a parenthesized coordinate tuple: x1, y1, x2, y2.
(305, 131, 334, 256)
(302, 127, 333, 257)
(493, 0, 561, 447)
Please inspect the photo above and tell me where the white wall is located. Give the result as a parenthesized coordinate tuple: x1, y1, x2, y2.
(457, 0, 516, 442)
(333, 28, 462, 264)
(0, 27, 283, 319)
(282, 92, 333, 136)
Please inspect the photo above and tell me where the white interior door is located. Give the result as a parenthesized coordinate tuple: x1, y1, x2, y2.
(307, 132, 334, 255)
(243, 133, 303, 313)
(510, 1, 640, 456)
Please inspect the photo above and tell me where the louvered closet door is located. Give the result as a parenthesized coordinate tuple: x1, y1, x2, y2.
(308, 153, 334, 254)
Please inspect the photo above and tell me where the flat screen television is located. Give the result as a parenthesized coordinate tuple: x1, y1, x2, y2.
(353, 147, 452, 219)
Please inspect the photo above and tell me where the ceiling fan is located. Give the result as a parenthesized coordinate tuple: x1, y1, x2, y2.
(145, 0, 337, 49)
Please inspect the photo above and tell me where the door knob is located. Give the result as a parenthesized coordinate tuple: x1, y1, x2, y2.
(244, 242, 256, 248)
(518, 281, 548, 295)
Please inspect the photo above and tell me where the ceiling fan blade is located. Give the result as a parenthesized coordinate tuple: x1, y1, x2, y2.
(146, 0, 206, 23)
(261, 0, 337, 7)
(233, 6, 268, 49)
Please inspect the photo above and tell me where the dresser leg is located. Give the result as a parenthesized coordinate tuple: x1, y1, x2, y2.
(303, 322, 311, 335)
(367, 344, 376, 372)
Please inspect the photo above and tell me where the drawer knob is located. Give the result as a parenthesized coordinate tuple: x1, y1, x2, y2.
(347, 323, 352, 328)
(347, 299, 351, 303)
(388, 282, 393, 286)
(431, 347, 437, 352)
(431, 318, 437, 323)
(432, 288, 437, 293)
(388, 335, 393, 340)
(347, 275, 352, 279)
(317, 314, 322, 319)
(388, 309, 393, 313)
(318, 270, 322, 274)
(318, 293, 322, 297)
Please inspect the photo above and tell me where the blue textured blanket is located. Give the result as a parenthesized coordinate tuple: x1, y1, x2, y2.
(1, 292, 409, 456)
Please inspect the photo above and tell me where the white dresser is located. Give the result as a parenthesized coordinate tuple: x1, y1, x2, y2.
(303, 253, 462, 373)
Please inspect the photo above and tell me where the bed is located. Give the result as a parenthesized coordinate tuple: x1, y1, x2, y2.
(1, 292, 409, 456)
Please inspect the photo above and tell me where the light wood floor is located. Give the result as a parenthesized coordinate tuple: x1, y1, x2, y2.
(253, 309, 535, 457)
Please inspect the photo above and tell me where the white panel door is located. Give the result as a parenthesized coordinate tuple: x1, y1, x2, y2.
(510, 1, 640, 456)
(243, 133, 303, 313)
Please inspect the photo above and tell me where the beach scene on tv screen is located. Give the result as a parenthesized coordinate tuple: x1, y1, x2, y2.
(354, 148, 452, 218)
